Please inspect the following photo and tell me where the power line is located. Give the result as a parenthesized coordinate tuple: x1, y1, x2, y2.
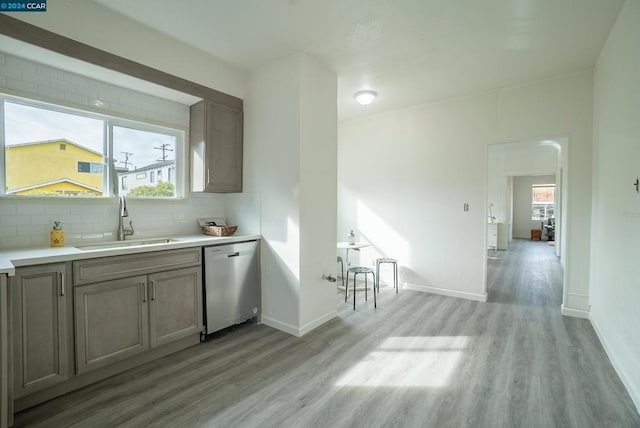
(154, 144, 174, 162)
(120, 151, 133, 168)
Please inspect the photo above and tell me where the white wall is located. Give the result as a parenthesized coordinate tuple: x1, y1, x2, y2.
(591, 0, 640, 411)
(512, 175, 555, 239)
(339, 70, 593, 311)
(245, 54, 337, 336)
(339, 94, 495, 302)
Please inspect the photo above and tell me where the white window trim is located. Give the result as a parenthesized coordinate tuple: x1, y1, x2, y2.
(0, 93, 187, 199)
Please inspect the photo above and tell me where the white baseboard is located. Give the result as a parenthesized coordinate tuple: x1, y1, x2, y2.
(560, 304, 590, 319)
(299, 310, 337, 337)
(590, 313, 640, 414)
(260, 315, 300, 337)
(404, 282, 488, 302)
(261, 309, 337, 338)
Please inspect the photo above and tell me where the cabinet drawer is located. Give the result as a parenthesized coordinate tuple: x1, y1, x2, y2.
(73, 248, 201, 286)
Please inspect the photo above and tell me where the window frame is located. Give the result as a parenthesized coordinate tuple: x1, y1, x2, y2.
(531, 184, 556, 221)
(1, 93, 186, 199)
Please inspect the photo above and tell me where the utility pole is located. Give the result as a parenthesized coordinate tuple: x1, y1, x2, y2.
(120, 151, 133, 169)
(154, 144, 174, 162)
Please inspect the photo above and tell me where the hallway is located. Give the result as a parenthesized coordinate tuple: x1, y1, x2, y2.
(13, 241, 640, 427)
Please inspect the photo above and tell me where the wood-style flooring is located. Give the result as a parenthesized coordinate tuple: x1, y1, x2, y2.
(14, 240, 640, 427)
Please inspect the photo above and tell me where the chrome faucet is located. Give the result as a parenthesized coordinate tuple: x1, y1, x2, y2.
(117, 195, 134, 241)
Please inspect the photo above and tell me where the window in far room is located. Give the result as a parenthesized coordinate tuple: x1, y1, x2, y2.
(532, 184, 555, 221)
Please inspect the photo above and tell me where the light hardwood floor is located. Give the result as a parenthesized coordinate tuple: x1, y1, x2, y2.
(14, 240, 640, 427)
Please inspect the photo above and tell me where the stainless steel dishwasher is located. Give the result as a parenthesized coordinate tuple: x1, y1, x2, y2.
(203, 240, 260, 336)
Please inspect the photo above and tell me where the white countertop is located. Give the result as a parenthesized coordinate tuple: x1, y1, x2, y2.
(0, 233, 261, 276)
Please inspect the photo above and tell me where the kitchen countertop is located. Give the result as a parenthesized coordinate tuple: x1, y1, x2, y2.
(0, 233, 261, 276)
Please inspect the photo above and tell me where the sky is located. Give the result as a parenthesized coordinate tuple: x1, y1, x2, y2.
(4, 101, 176, 170)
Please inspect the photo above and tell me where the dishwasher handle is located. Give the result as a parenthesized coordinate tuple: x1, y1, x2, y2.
(227, 252, 240, 258)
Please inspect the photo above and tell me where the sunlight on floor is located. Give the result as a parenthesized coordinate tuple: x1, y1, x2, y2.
(335, 336, 470, 388)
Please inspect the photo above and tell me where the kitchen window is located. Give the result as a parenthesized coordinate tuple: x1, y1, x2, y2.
(532, 184, 555, 221)
(1, 95, 184, 198)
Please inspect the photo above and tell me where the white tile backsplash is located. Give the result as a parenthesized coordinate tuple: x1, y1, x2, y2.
(6, 55, 36, 72)
(0, 51, 189, 128)
(36, 85, 66, 101)
(0, 192, 261, 249)
(35, 63, 64, 80)
(0, 226, 17, 237)
(6, 77, 36, 94)
(21, 70, 51, 87)
(0, 65, 20, 80)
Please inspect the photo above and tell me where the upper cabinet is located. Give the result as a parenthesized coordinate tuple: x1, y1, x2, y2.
(190, 100, 244, 193)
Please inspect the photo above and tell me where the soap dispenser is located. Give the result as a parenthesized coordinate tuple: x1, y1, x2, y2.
(50, 221, 65, 247)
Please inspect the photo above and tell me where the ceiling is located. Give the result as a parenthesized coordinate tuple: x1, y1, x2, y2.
(56, 1, 632, 119)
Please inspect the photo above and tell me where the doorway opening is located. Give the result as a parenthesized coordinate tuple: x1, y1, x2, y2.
(484, 138, 567, 301)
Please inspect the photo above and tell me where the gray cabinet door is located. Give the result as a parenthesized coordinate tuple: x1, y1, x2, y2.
(11, 264, 70, 398)
(148, 266, 202, 348)
(190, 100, 243, 193)
(74, 276, 149, 374)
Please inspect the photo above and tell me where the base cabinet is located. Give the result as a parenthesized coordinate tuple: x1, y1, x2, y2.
(74, 266, 202, 374)
(10, 247, 205, 413)
(74, 276, 149, 374)
(149, 266, 202, 348)
(10, 264, 71, 398)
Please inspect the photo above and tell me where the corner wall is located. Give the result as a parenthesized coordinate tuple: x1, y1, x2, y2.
(591, 0, 640, 411)
(244, 54, 337, 336)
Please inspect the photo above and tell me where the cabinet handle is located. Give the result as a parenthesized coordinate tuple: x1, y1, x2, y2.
(142, 282, 147, 303)
(59, 272, 65, 296)
(151, 280, 156, 301)
(207, 168, 210, 184)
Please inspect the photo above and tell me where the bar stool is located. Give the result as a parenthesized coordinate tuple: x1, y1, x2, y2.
(337, 256, 345, 289)
(375, 258, 399, 293)
(346, 267, 376, 310)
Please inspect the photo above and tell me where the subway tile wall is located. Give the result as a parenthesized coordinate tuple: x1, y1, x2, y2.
(0, 52, 261, 249)
(0, 194, 226, 249)
(0, 51, 189, 127)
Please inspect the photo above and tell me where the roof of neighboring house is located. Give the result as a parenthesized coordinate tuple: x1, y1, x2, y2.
(7, 177, 103, 195)
(119, 159, 175, 175)
(6, 138, 103, 157)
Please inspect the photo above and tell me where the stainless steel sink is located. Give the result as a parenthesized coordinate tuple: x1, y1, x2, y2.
(76, 238, 177, 251)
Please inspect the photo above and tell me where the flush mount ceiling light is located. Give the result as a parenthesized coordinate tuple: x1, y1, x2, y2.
(354, 90, 377, 105)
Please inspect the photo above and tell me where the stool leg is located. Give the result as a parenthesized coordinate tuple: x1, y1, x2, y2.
(375, 261, 380, 292)
(353, 272, 357, 310)
(394, 262, 398, 294)
(365, 274, 368, 301)
(345, 270, 349, 303)
(373, 272, 377, 308)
